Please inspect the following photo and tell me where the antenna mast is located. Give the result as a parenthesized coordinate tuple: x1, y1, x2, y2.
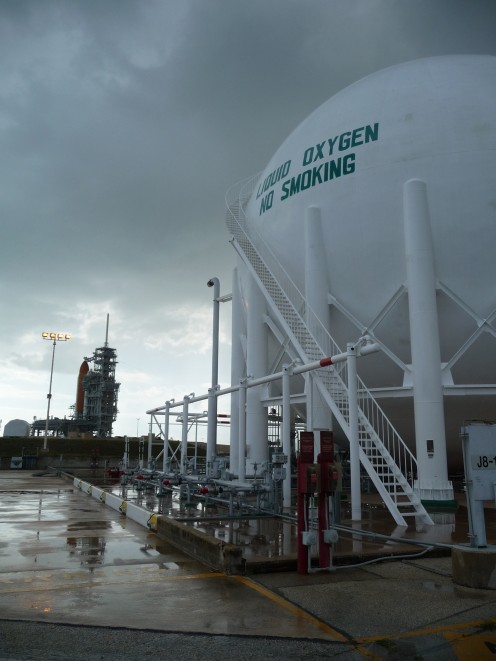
(105, 313, 109, 348)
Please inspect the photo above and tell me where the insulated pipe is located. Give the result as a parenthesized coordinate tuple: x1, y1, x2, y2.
(248, 356, 334, 388)
(347, 343, 361, 521)
(181, 396, 190, 474)
(282, 365, 292, 508)
(206, 277, 220, 471)
(403, 179, 450, 494)
(238, 380, 247, 482)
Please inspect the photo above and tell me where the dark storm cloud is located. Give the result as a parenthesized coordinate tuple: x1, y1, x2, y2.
(3, 1, 495, 283)
(1, 0, 496, 431)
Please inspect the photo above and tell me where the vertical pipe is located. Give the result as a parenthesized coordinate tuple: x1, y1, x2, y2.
(282, 365, 292, 508)
(206, 388, 216, 475)
(123, 435, 129, 470)
(148, 416, 154, 468)
(305, 374, 313, 431)
(181, 396, 189, 475)
(194, 416, 199, 472)
(163, 401, 170, 473)
(246, 272, 268, 469)
(238, 380, 247, 482)
(305, 205, 330, 326)
(229, 267, 244, 474)
(305, 205, 332, 443)
(207, 277, 220, 471)
(347, 343, 361, 521)
(403, 179, 450, 498)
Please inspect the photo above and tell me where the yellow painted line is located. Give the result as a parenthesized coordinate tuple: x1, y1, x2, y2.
(359, 617, 496, 644)
(0, 572, 224, 595)
(233, 576, 366, 648)
(0, 570, 375, 656)
(233, 576, 347, 640)
(444, 631, 496, 660)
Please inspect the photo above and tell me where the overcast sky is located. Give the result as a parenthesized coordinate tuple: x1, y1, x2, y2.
(1, 0, 495, 440)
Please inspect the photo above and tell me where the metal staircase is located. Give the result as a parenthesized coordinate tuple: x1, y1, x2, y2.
(226, 176, 433, 527)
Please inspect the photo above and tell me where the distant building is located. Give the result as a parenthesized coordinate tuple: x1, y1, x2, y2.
(4, 419, 30, 437)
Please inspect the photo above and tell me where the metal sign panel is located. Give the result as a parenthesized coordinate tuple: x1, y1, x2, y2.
(462, 423, 496, 500)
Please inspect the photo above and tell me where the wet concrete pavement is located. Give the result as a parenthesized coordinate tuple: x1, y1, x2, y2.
(0, 471, 495, 660)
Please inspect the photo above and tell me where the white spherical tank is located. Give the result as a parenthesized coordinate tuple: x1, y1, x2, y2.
(3, 419, 30, 437)
(242, 55, 496, 469)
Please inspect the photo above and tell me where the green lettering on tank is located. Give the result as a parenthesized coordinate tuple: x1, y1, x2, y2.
(290, 174, 302, 196)
(343, 153, 355, 174)
(365, 123, 379, 143)
(275, 122, 379, 208)
(338, 132, 351, 151)
(351, 127, 364, 147)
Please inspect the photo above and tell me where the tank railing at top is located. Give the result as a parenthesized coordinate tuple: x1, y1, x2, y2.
(225, 175, 419, 496)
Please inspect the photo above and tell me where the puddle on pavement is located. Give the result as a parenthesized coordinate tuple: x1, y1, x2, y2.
(93, 483, 488, 558)
(67, 521, 112, 532)
(9, 535, 178, 571)
(17, 473, 493, 563)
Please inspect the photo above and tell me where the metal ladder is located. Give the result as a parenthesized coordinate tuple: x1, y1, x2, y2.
(225, 177, 433, 527)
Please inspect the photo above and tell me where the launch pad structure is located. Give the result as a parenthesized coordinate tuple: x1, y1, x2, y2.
(80, 342, 119, 438)
(31, 316, 120, 439)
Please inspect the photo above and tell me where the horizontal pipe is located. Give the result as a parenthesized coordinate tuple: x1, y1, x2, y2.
(146, 347, 378, 415)
(358, 342, 380, 357)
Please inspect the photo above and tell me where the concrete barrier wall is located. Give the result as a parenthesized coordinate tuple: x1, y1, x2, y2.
(155, 517, 244, 574)
(104, 491, 127, 513)
(72, 477, 156, 528)
(73, 478, 126, 512)
(72, 477, 244, 573)
(126, 502, 157, 529)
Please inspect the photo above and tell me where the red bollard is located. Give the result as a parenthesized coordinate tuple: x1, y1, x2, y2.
(297, 432, 319, 574)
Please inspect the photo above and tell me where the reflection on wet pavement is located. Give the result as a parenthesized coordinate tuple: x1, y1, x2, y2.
(85, 477, 496, 563)
(1, 471, 495, 657)
(0, 473, 343, 640)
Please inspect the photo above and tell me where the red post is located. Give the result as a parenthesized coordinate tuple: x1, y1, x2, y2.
(297, 432, 315, 574)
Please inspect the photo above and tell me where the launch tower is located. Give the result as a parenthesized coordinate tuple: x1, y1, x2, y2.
(82, 316, 120, 438)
